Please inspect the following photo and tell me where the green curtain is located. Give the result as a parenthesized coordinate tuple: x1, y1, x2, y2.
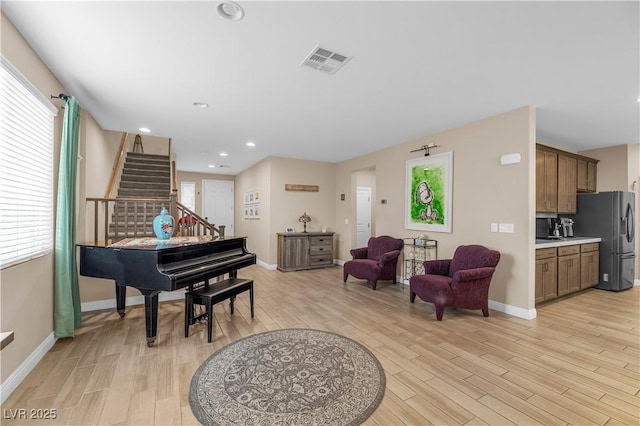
(54, 97, 81, 337)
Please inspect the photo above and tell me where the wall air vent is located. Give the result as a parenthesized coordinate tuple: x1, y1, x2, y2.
(300, 45, 352, 75)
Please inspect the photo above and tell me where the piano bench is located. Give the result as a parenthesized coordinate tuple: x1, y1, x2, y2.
(185, 278, 254, 343)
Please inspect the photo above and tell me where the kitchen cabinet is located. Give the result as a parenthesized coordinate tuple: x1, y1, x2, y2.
(536, 148, 558, 213)
(536, 144, 598, 213)
(277, 232, 334, 272)
(577, 159, 598, 192)
(535, 248, 557, 304)
(557, 245, 580, 296)
(580, 243, 599, 288)
(557, 154, 577, 214)
(535, 241, 600, 305)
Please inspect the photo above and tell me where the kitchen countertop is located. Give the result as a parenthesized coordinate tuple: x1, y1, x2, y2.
(535, 236, 602, 249)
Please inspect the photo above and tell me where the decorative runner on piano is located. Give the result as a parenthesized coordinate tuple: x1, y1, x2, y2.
(109, 236, 213, 248)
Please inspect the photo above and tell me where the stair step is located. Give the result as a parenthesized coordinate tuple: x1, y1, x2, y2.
(126, 152, 170, 161)
(120, 173, 170, 182)
(123, 163, 171, 172)
(120, 181, 170, 190)
(117, 189, 170, 198)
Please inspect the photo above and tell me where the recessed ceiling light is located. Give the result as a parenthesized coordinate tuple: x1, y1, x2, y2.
(208, 165, 216, 168)
(219, 152, 228, 157)
(217, 1, 244, 21)
(139, 127, 151, 133)
(246, 141, 255, 147)
(193, 102, 209, 108)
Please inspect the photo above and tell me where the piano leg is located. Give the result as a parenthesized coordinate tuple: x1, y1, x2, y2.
(116, 283, 126, 318)
(140, 290, 160, 347)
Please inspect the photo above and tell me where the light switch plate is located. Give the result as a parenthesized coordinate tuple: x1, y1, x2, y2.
(490, 223, 498, 232)
(499, 223, 514, 233)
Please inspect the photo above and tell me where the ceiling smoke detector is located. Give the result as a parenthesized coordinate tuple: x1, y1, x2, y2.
(300, 45, 352, 74)
(217, 1, 244, 21)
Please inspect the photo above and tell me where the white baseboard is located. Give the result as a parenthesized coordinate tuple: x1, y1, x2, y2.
(489, 299, 537, 320)
(0, 332, 56, 404)
(257, 259, 277, 270)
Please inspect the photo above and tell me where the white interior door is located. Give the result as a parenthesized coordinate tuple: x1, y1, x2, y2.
(202, 180, 234, 235)
(356, 187, 372, 248)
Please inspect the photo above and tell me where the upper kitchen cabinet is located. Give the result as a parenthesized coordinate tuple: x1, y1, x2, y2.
(557, 154, 577, 214)
(536, 144, 598, 213)
(577, 158, 598, 192)
(536, 147, 557, 213)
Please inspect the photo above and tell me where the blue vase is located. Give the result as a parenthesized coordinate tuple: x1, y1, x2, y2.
(153, 207, 175, 240)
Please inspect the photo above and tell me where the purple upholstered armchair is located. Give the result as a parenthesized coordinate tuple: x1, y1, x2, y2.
(409, 244, 500, 320)
(343, 236, 403, 290)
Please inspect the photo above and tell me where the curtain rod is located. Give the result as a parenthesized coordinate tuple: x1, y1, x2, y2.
(50, 93, 70, 101)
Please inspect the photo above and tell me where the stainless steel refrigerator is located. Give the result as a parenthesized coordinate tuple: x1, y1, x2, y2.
(571, 191, 635, 291)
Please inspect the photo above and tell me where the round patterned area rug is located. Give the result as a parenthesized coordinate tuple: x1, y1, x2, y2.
(189, 328, 386, 426)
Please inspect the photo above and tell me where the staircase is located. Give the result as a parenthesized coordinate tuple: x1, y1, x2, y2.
(118, 153, 171, 198)
(108, 152, 171, 240)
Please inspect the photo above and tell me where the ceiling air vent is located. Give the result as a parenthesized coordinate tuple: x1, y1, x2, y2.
(300, 45, 352, 75)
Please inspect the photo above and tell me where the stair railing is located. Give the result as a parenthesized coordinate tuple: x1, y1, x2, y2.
(105, 132, 129, 199)
(86, 196, 225, 245)
(175, 199, 225, 238)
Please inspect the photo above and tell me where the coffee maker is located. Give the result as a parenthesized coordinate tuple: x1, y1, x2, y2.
(547, 218, 562, 238)
(561, 217, 574, 238)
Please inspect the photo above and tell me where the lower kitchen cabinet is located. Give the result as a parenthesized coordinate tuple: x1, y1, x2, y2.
(536, 242, 600, 305)
(277, 232, 334, 272)
(557, 245, 580, 296)
(535, 248, 557, 304)
(580, 243, 600, 289)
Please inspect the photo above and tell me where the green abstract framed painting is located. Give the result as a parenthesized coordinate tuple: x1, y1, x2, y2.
(405, 152, 453, 233)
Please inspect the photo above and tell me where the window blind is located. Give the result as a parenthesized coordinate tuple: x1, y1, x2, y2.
(0, 56, 57, 269)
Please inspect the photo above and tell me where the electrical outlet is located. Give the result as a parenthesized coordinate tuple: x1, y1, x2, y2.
(344, 219, 349, 225)
(490, 223, 498, 232)
(603, 273, 609, 282)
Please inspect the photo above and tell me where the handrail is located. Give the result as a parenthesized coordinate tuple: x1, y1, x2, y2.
(175, 200, 225, 238)
(105, 132, 128, 198)
(86, 196, 224, 245)
(171, 160, 177, 192)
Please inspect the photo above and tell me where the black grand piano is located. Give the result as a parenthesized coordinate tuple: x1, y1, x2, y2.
(78, 236, 256, 346)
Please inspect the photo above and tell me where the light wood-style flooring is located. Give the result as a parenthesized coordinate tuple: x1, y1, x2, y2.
(3, 265, 639, 425)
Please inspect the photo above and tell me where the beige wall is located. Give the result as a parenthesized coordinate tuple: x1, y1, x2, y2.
(580, 144, 629, 192)
(1, 13, 65, 383)
(235, 157, 337, 265)
(124, 133, 170, 156)
(234, 158, 272, 262)
(335, 107, 536, 311)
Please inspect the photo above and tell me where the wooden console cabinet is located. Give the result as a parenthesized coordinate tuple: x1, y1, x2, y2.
(277, 232, 334, 272)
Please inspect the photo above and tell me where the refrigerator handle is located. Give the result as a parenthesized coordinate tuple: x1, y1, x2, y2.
(625, 203, 634, 243)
